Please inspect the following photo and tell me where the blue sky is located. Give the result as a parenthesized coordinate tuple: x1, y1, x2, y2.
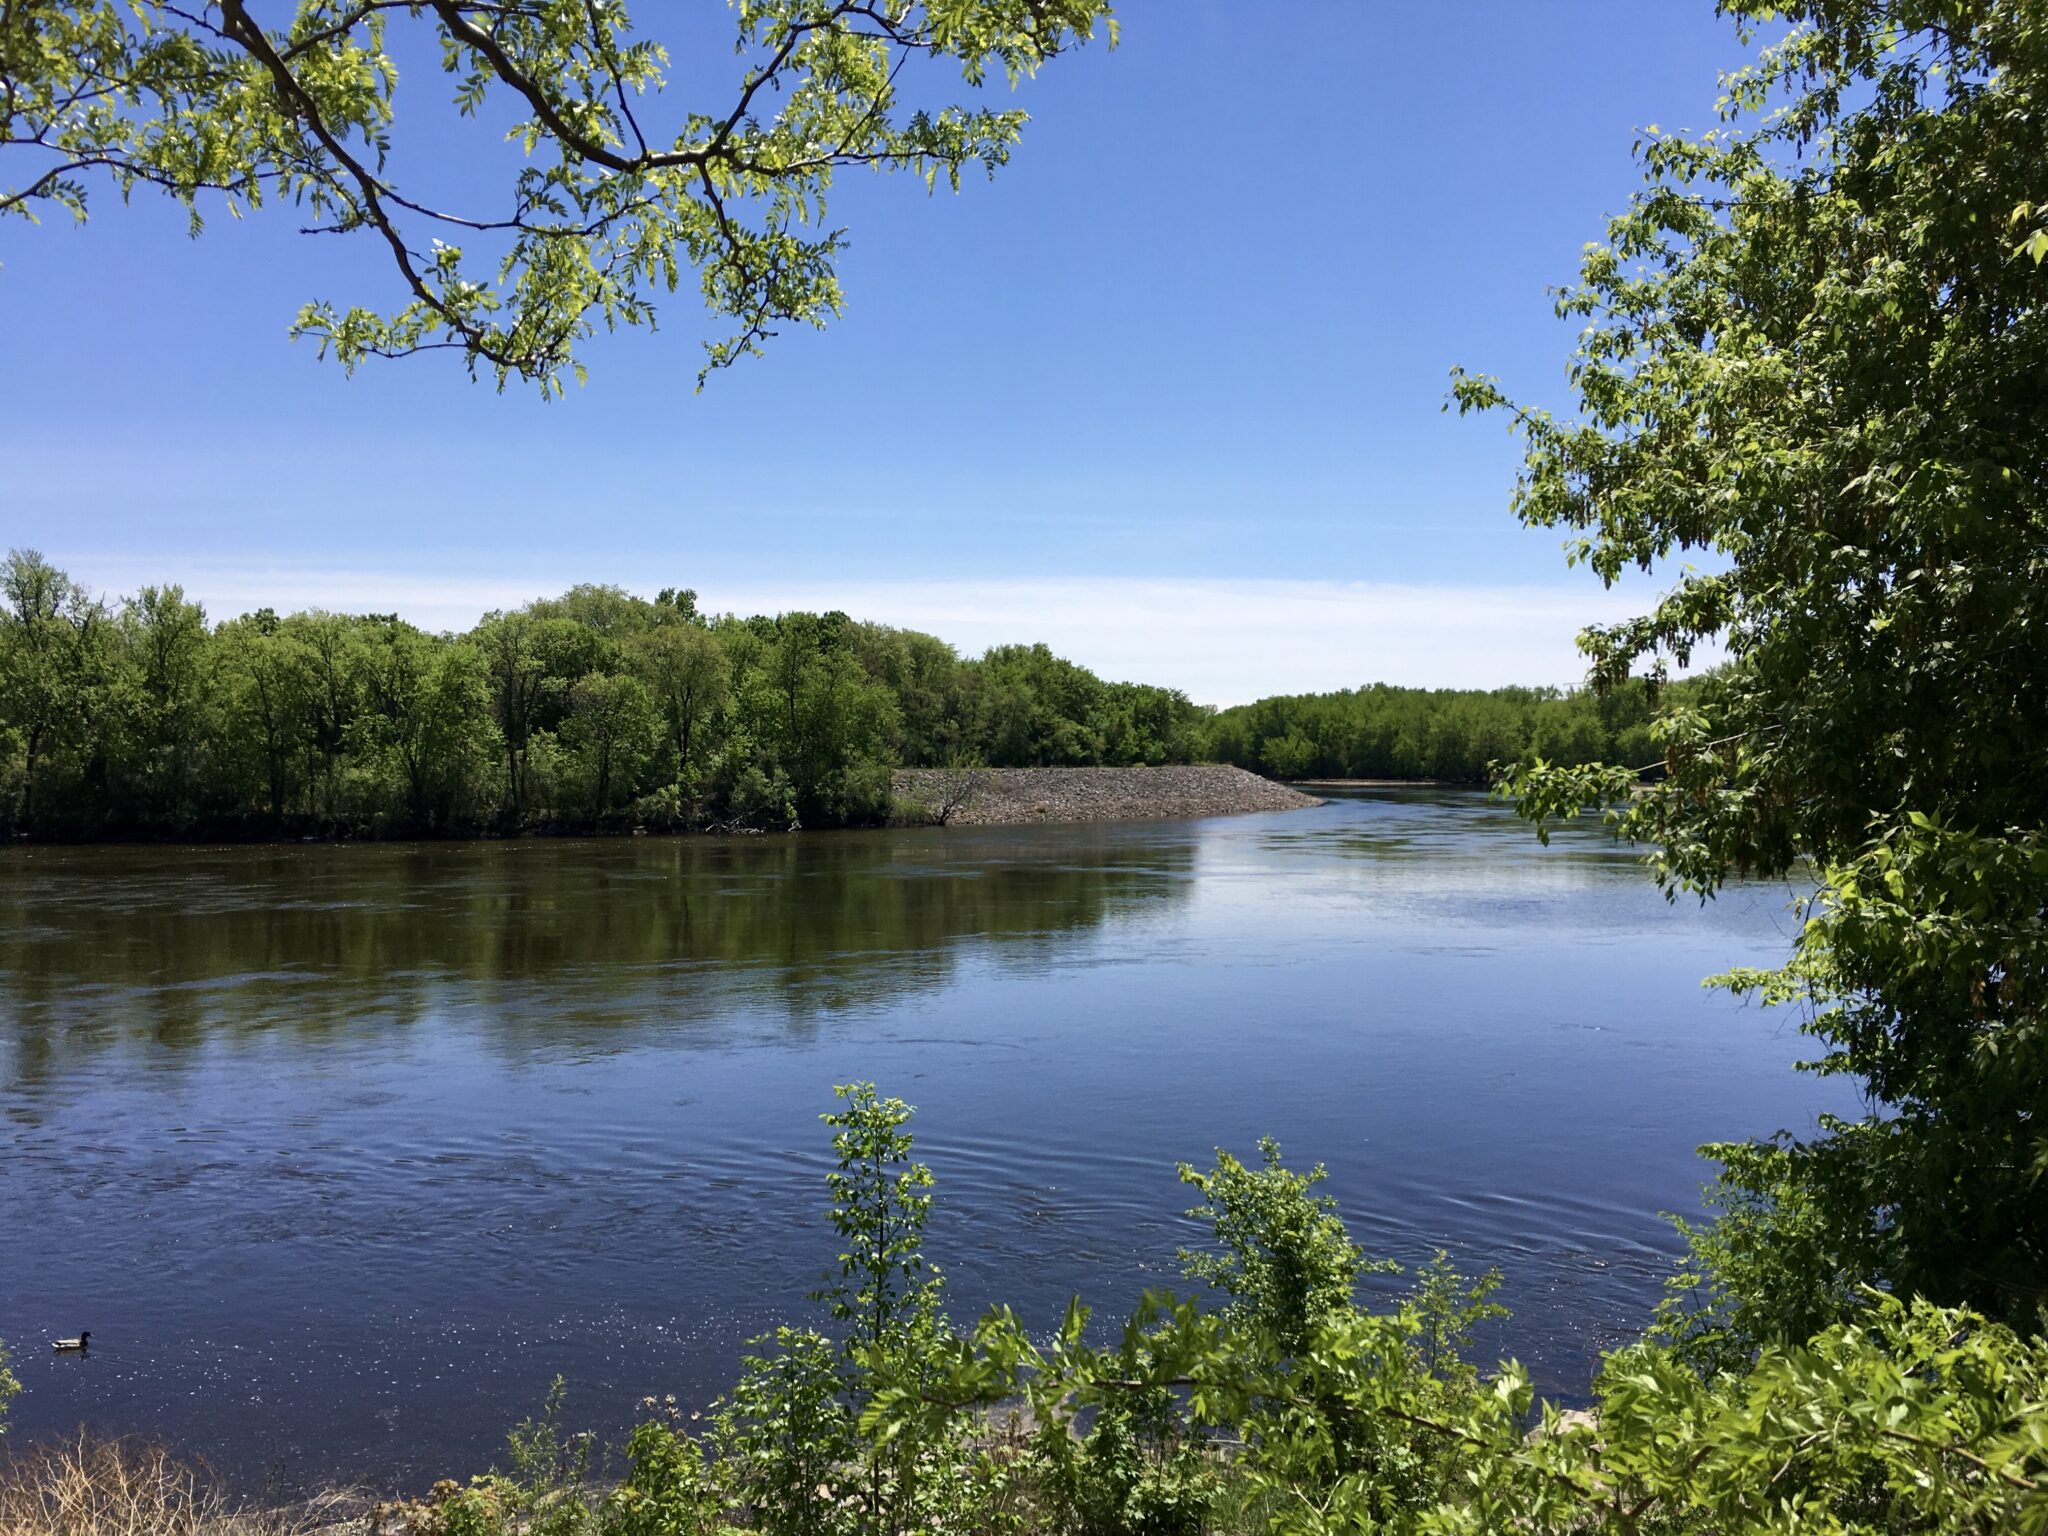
(0, 2, 1755, 702)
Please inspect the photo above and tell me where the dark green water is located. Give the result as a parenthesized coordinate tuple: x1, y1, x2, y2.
(0, 789, 1843, 1492)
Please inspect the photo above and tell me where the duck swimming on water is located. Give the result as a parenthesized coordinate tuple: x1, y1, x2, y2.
(52, 1332, 90, 1352)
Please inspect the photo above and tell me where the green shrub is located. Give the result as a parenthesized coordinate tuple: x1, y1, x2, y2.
(1045, 1389, 1216, 1536)
(0, 1338, 18, 1438)
(600, 1416, 725, 1536)
(713, 1328, 853, 1536)
(1177, 1136, 1388, 1358)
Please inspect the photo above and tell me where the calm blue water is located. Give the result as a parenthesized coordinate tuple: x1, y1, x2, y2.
(0, 789, 1841, 1492)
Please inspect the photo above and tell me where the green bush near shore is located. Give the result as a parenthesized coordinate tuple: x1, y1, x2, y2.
(0, 1343, 17, 1441)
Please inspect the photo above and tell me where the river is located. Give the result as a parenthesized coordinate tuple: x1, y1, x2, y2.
(0, 787, 1843, 1493)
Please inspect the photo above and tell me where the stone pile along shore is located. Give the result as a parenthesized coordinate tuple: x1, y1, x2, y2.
(890, 764, 1321, 827)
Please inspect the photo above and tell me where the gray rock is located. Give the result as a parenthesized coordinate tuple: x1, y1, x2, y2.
(890, 765, 1321, 827)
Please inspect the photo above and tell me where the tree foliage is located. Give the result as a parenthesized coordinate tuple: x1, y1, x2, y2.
(1456, 0, 2048, 1348)
(1203, 679, 1683, 785)
(1177, 1136, 1390, 1361)
(0, 0, 1114, 392)
(0, 556, 1214, 838)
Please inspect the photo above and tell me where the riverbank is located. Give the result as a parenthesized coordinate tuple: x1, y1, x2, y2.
(0, 765, 1326, 844)
(1287, 777, 1459, 788)
(890, 764, 1321, 826)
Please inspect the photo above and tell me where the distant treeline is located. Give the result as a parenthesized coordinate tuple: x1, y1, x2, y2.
(1203, 679, 1680, 783)
(0, 552, 1677, 839)
(0, 552, 1209, 839)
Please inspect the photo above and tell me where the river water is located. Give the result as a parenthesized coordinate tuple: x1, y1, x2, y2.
(0, 788, 1841, 1492)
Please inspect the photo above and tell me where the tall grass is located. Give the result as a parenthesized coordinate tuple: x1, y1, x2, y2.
(0, 1431, 350, 1536)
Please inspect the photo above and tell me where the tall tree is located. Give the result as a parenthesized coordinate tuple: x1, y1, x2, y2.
(472, 609, 598, 822)
(214, 610, 312, 822)
(979, 642, 1104, 766)
(0, 548, 109, 830)
(1, 1, 1113, 393)
(852, 623, 975, 766)
(629, 618, 728, 795)
(566, 669, 656, 817)
(287, 610, 366, 819)
(115, 583, 210, 828)
(358, 617, 493, 829)
(1457, 0, 2048, 1348)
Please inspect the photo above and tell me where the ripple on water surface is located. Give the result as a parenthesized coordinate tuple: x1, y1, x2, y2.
(0, 790, 1841, 1491)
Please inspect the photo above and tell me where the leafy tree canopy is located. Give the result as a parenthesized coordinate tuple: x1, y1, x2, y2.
(1457, 0, 2048, 1345)
(1, 0, 1114, 392)
(0, 554, 1215, 838)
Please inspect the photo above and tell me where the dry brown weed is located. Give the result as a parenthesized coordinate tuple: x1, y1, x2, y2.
(0, 1431, 360, 1536)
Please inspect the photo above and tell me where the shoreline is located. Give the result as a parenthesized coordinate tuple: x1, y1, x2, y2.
(0, 766, 1325, 846)
(890, 764, 1322, 826)
(1286, 777, 1465, 788)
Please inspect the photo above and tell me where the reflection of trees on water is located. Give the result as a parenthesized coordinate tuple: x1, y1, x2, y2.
(0, 828, 1196, 1092)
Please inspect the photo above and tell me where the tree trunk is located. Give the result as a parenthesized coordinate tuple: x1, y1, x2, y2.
(17, 723, 42, 828)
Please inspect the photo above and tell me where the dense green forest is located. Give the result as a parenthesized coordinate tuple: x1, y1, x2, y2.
(0, 552, 1677, 840)
(1201, 679, 1683, 783)
(0, 552, 1215, 839)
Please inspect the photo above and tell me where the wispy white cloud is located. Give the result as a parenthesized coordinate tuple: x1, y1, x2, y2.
(69, 562, 1675, 705)
(703, 579, 1654, 704)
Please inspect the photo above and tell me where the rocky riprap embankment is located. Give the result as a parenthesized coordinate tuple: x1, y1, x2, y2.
(890, 764, 1321, 827)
